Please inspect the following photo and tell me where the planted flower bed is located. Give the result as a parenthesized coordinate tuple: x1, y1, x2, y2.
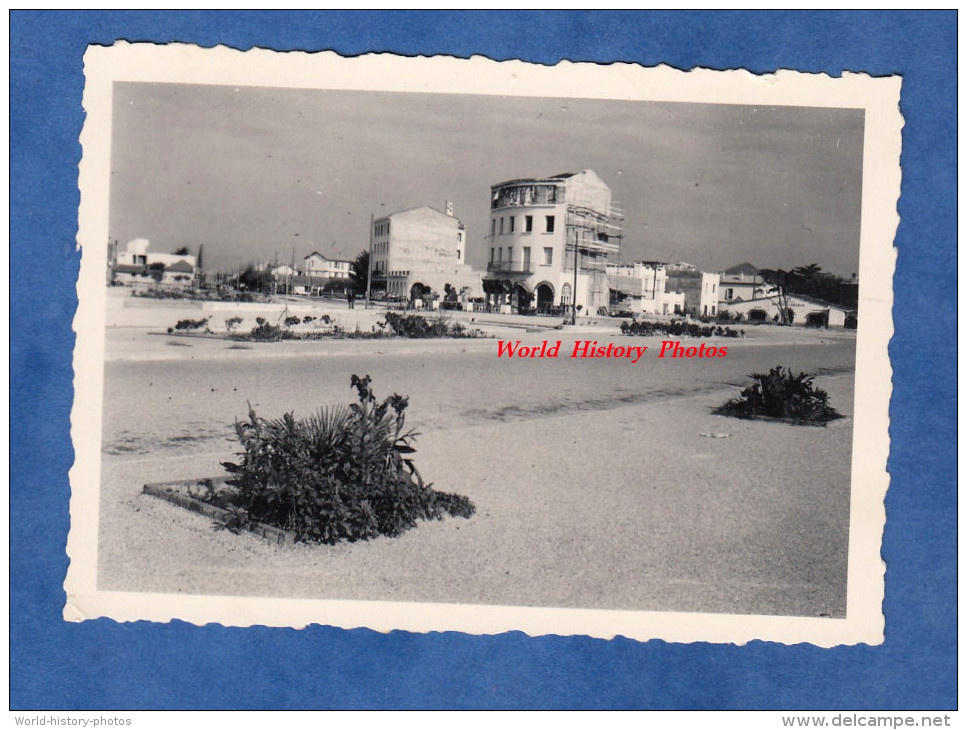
(144, 376, 476, 544)
(620, 320, 742, 338)
(714, 366, 843, 426)
(165, 313, 485, 341)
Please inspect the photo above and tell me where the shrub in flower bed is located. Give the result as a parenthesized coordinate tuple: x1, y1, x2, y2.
(169, 317, 211, 333)
(135, 288, 271, 303)
(714, 366, 842, 425)
(382, 312, 484, 338)
(620, 319, 742, 338)
(220, 375, 475, 544)
(249, 317, 284, 341)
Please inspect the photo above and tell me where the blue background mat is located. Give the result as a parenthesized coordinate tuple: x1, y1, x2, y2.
(10, 11, 956, 709)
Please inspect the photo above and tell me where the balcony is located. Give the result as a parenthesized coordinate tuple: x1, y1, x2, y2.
(487, 261, 534, 274)
(491, 183, 562, 210)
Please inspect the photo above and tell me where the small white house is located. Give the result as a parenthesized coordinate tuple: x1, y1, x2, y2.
(303, 253, 353, 280)
(722, 292, 856, 328)
(112, 239, 196, 289)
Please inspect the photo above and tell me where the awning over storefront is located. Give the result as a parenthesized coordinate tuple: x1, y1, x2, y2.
(483, 273, 532, 295)
(482, 278, 513, 294)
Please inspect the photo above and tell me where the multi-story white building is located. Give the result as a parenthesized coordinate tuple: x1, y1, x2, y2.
(606, 261, 685, 316)
(482, 170, 622, 314)
(370, 205, 482, 301)
(700, 272, 721, 317)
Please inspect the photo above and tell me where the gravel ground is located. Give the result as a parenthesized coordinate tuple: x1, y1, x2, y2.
(93, 319, 855, 619)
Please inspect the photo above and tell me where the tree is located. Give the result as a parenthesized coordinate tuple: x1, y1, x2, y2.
(350, 249, 370, 293)
(147, 261, 166, 283)
(791, 263, 826, 298)
(760, 263, 858, 321)
(758, 268, 795, 325)
(173, 246, 191, 256)
(238, 265, 272, 293)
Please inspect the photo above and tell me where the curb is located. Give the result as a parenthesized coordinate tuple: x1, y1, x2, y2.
(142, 477, 298, 546)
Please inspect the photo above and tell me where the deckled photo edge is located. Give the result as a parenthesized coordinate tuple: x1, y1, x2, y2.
(66, 43, 900, 647)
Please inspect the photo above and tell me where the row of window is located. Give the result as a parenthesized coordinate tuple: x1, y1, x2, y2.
(374, 221, 390, 237)
(491, 214, 555, 237)
(373, 245, 461, 261)
(489, 246, 554, 266)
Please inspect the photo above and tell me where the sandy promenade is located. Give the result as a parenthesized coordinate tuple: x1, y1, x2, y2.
(92, 294, 857, 619)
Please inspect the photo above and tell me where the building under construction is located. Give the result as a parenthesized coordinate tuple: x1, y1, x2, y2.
(482, 169, 623, 314)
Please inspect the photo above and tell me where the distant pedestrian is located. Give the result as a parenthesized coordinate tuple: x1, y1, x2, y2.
(347, 289, 355, 309)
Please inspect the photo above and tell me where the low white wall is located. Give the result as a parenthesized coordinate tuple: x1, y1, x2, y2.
(106, 293, 332, 330)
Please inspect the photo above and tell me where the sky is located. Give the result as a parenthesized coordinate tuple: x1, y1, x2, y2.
(109, 82, 865, 277)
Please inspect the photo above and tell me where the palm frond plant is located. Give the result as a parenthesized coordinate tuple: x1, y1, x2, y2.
(714, 366, 843, 425)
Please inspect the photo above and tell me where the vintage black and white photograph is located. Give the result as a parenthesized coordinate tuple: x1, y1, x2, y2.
(66, 46, 899, 645)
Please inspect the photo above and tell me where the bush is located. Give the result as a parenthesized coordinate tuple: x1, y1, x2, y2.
(134, 288, 271, 303)
(619, 319, 740, 338)
(249, 317, 283, 341)
(714, 366, 843, 424)
(174, 317, 210, 331)
(382, 312, 483, 339)
(220, 375, 474, 543)
(225, 316, 244, 332)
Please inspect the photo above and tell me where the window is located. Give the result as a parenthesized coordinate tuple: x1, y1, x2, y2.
(542, 247, 553, 265)
(491, 219, 496, 236)
(726, 288, 733, 300)
(508, 216, 515, 233)
(525, 215, 533, 232)
(490, 248, 494, 262)
(545, 215, 555, 233)
(523, 247, 531, 268)
(457, 250, 461, 260)
(499, 217, 504, 235)
(507, 247, 513, 264)
(498, 247, 503, 262)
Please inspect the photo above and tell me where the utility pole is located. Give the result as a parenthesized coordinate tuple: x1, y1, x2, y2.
(571, 229, 579, 325)
(285, 247, 294, 320)
(273, 251, 279, 298)
(365, 212, 374, 309)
